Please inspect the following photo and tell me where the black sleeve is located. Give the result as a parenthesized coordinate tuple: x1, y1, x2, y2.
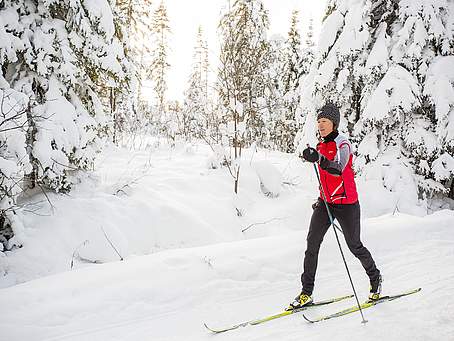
(319, 157, 342, 176)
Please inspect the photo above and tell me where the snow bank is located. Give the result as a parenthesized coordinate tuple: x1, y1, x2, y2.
(0, 142, 311, 287)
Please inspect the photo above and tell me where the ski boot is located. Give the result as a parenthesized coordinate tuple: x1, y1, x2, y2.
(369, 274, 383, 301)
(286, 291, 313, 311)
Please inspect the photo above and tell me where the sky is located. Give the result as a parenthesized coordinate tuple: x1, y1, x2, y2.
(143, 0, 327, 102)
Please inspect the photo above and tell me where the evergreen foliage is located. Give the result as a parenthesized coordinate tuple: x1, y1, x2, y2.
(182, 27, 210, 141)
(149, 1, 171, 121)
(297, 0, 454, 207)
(0, 0, 131, 247)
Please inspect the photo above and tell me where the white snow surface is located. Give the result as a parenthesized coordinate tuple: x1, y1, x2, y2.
(424, 55, 454, 145)
(1, 141, 454, 340)
(362, 65, 420, 123)
(253, 160, 283, 197)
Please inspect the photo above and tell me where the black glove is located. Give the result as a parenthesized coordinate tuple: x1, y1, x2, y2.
(319, 154, 329, 169)
(319, 155, 342, 175)
(302, 147, 320, 163)
(312, 200, 320, 210)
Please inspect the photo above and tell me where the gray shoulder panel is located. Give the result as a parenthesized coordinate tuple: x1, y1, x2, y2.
(333, 134, 351, 171)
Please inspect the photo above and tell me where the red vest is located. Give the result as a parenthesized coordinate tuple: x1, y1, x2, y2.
(316, 134, 358, 204)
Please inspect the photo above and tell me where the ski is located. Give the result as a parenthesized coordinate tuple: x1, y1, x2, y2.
(303, 287, 421, 323)
(204, 293, 353, 333)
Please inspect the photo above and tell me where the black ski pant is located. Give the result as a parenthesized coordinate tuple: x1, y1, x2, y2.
(301, 199, 380, 295)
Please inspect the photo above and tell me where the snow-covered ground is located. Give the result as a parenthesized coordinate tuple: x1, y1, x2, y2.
(1, 141, 454, 340)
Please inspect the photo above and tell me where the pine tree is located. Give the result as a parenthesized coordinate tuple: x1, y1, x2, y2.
(150, 1, 171, 123)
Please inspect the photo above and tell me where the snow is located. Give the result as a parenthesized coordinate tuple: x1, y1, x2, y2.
(336, 68, 349, 92)
(0, 10, 23, 62)
(1, 141, 454, 340)
(297, 0, 454, 204)
(362, 65, 420, 123)
(424, 56, 454, 145)
(83, 0, 115, 39)
(335, 2, 369, 54)
(253, 160, 283, 197)
(316, 10, 345, 58)
(316, 54, 338, 89)
(365, 24, 389, 70)
(0, 157, 17, 178)
(432, 153, 454, 182)
(32, 78, 81, 174)
(0, 85, 31, 210)
(1, 0, 454, 338)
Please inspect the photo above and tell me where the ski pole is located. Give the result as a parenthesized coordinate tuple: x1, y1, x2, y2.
(312, 163, 368, 324)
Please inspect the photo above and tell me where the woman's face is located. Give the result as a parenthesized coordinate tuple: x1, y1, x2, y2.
(317, 118, 334, 138)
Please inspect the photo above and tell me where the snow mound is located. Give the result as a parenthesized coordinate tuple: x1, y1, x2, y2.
(253, 160, 283, 198)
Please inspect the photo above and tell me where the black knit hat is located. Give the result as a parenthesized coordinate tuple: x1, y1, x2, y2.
(317, 103, 340, 129)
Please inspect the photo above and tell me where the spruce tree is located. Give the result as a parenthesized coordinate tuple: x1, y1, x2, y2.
(302, 17, 315, 74)
(117, 0, 154, 104)
(298, 0, 454, 209)
(278, 10, 306, 153)
(263, 34, 287, 151)
(150, 1, 171, 124)
(283, 10, 303, 93)
(182, 26, 210, 140)
(0, 0, 131, 246)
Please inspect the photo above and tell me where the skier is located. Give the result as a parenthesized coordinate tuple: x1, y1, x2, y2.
(289, 103, 382, 310)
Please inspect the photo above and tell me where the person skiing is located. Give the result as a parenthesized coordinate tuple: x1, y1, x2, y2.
(288, 103, 382, 310)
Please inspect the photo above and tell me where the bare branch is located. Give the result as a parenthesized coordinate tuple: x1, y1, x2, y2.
(71, 240, 90, 269)
(242, 217, 288, 233)
(101, 226, 123, 261)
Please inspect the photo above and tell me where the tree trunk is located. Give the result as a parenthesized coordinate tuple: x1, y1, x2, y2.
(449, 177, 454, 200)
(110, 87, 117, 144)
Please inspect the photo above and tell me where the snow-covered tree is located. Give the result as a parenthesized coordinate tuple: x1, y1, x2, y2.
(262, 34, 287, 151)
(282, 10, 303, 94)
(0, 85, 30, 249)
(276, 10, 306, 153)
(297, 0, 454, 210)
(149, 1, 171, 120)
(218, 0, 270, 146)
(163, 99, 180, 145)
(305, 17, 315, 49)
(302, 17, 315, 74)
(265, 11, 314, 153)
(102, 3, 137, 145)
(0, 0, 131, 247)
(117, 0, 153, 104)
(182, 26, 210, 140)
(217, 0, 270, 195)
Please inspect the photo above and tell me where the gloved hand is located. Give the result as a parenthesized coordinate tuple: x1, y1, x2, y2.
(301, 147, 320, 163)
(319, 154, 329, 169)
(312, 200, 320, 210)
